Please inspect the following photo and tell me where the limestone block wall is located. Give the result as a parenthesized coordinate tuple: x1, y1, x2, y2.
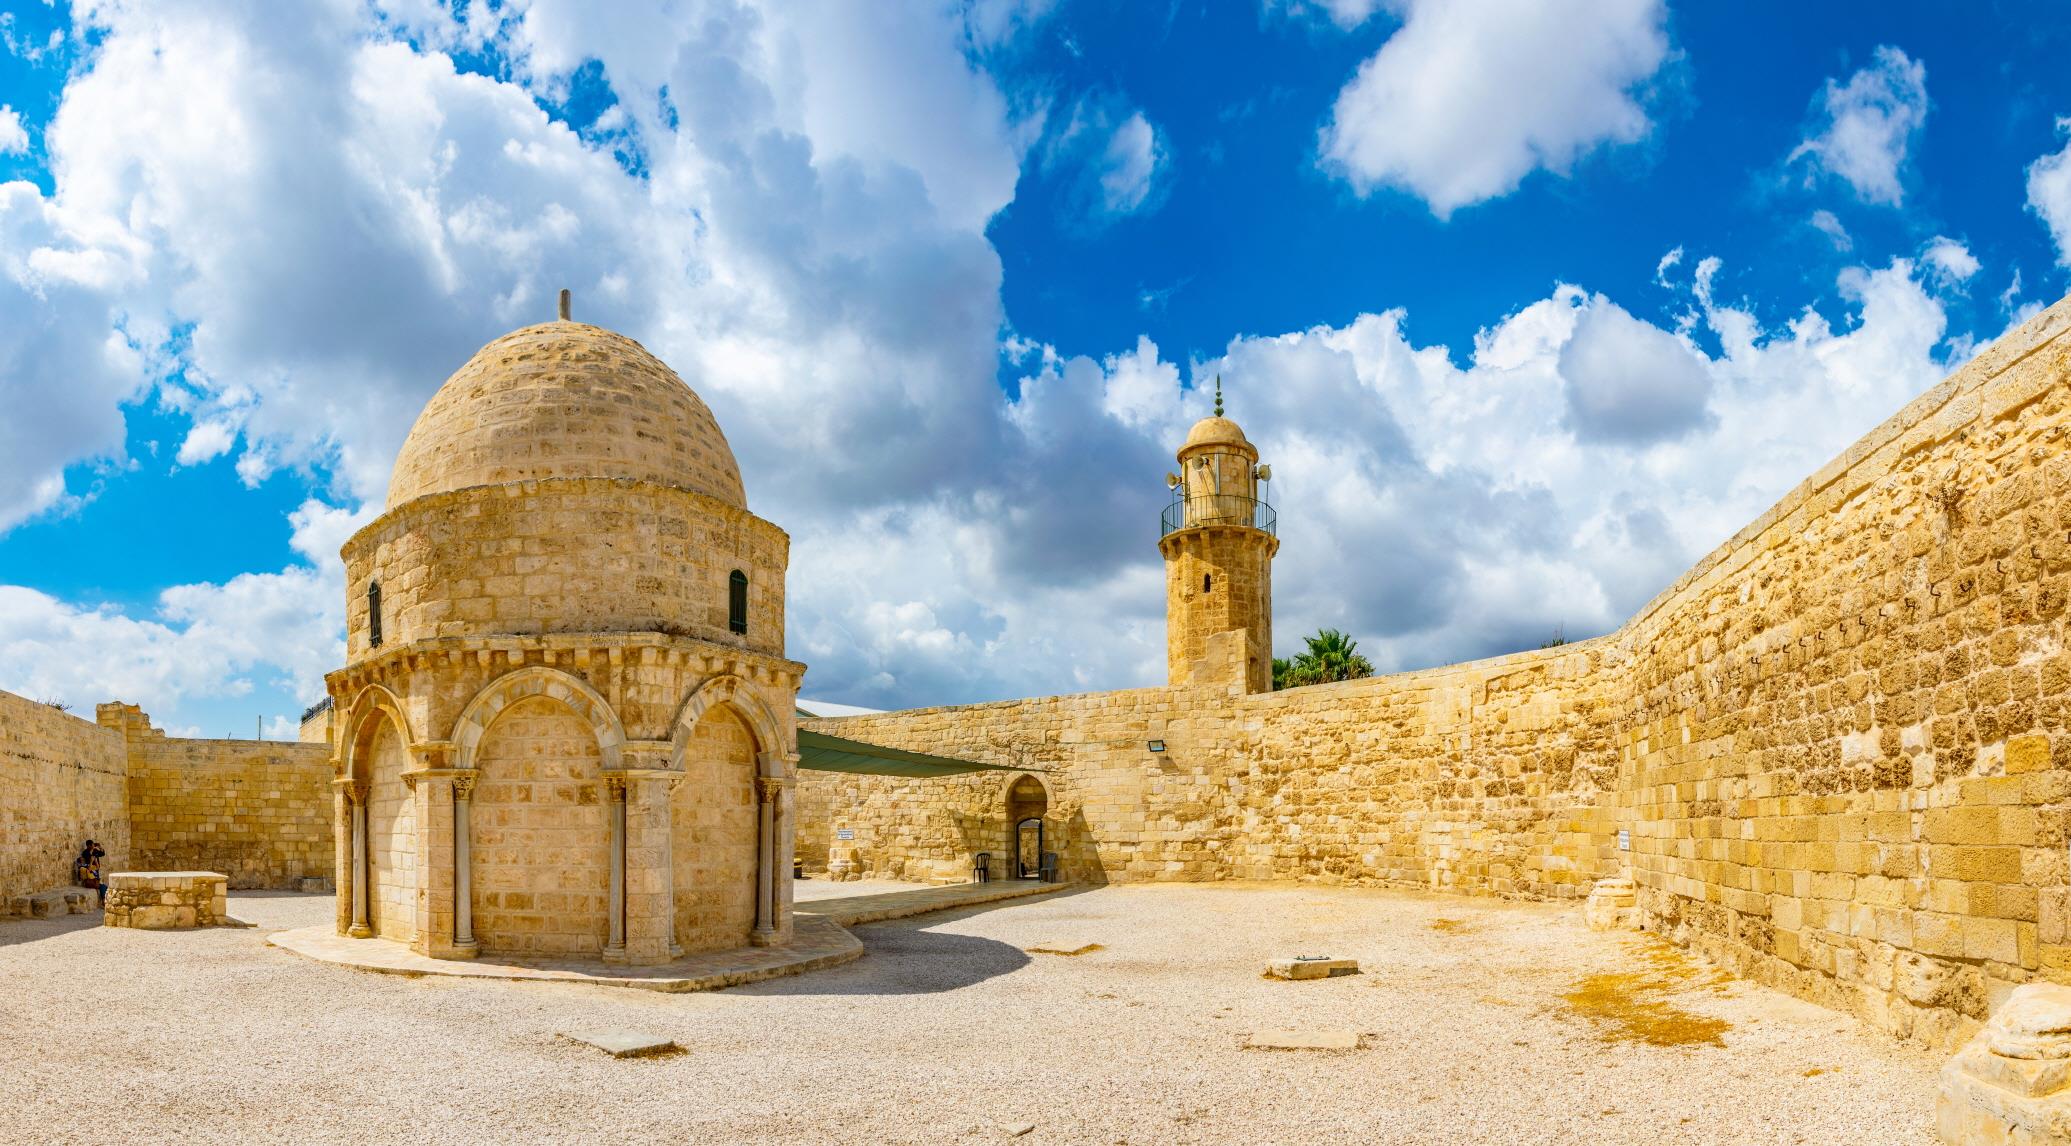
(802, 299, 2071, 1050)
(343, 479, 788, 661)
(0, 691, 128, 904)
(100, 705, 334, 890)
(802, 646, 1618, 895)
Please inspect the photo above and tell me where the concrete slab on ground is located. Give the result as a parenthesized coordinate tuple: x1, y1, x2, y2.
(563, 1029, 680, 1058)
(1264, 955, 1360, 980)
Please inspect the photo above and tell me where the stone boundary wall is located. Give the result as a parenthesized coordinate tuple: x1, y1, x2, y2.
(804, 298, 2071, 1051)
(99, 705, 334, 890)
(801, 647, 1619, 896)
(0, 690, 128, 905)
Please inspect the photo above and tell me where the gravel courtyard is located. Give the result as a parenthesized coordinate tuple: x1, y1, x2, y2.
(0, 882, 1939, 1145)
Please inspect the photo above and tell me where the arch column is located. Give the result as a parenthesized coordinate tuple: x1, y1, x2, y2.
(602, 775, 629, 963)
(752, 769, 794, 947)
(617, 739, 679, 965)
(331, 777, 356, 937)
(346, 781, 372, 938)
(452, 771, 479, 956)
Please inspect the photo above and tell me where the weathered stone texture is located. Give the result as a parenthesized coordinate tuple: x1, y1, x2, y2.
(804, 298, 2071, 1052)
(102, 871, 230, 929)
(385, 321, 746, 512)
(471, 695, 609, 956)
(103, 704, 334, 890)
(325, 314, 805, 967)
(0, 691, 128, 906)
(344, 479, 787, 661)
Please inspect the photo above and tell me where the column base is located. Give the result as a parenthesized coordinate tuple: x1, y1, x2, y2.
(749, 926, 779, 948)
(347, 924, 373, 939)
(441, 941, 480, 961)
(601, 944, 629, 965)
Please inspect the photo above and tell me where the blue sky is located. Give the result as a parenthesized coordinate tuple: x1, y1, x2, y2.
(3, 0, 2070, 736)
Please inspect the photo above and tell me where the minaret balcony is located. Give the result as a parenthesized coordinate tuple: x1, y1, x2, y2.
(1160, 495, 1277, 538)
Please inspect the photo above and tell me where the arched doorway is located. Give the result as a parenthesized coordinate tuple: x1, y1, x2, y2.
(1005, 774, 1048, 880)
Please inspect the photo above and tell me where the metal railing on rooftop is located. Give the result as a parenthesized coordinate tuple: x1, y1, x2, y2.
(1160, 495, 1277, 538)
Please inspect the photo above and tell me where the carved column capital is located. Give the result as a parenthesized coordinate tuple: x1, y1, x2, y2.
(344, 781, 370, 806)
(755, 776, 792, 804)
(604, 774, 629, 800)
(451, 772, 477, 801)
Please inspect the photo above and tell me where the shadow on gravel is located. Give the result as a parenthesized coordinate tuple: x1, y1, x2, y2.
(0, 911, 102, 948)
(732, 925, 1033, 996)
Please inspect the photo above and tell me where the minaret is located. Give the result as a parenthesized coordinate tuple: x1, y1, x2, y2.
(1159, 378, 1278, 692)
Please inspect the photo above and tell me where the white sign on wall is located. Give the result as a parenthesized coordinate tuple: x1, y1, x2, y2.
(836, 828, 855, 841)
(1618, 829, 1631, 851)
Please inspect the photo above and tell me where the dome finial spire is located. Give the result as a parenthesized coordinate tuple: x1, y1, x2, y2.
(1213, 374, 1224, 418)
(557, 288, 571, 322)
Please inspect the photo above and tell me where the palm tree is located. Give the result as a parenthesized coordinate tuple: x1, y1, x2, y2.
(1275, 628, 1375, 689)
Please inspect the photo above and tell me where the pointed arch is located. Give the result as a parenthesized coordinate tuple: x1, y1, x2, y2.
(668, 673, 787, 774)
(450, 666, 626, 771)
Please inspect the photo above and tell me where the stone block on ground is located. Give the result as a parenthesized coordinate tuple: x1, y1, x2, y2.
(1243, 1029, 1360, 1050)
(562, 1029, 681, 1058)
(1263, 955, 1359, 980)
(102, 871, 230, 929)
(1585, 878, 1640, 932)
(1936, 982, 2071, 1144)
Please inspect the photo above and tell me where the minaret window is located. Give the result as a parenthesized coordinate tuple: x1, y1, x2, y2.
(367, 581, 383, 648)
(729, 570, 749, 635)
(1204, 574, 1212, 593)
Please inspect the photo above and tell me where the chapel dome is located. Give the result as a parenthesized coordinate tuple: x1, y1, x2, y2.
(386, 319, 745, 510)
(1181, 415, 1252, 453)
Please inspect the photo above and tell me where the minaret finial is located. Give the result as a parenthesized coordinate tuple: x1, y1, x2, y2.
(1213, 374, 1224, 418)
(558, 288, 571, 322)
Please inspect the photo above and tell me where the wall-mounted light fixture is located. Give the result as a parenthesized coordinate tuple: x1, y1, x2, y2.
(1147, 740, 1166, 752)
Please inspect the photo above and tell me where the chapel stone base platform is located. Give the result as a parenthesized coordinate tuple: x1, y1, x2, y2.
(268, 880, 1070, 993)
(269, 915, 862, 993)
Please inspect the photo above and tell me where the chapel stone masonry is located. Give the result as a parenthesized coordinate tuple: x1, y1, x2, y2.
(325, 294, 804, 966)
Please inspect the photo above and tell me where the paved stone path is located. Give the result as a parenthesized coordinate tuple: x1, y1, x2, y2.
(795, 879, 1065, 927)
(267, 879, 1065, 991)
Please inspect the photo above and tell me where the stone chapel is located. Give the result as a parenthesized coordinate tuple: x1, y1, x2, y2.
(324, 292, 804, 965)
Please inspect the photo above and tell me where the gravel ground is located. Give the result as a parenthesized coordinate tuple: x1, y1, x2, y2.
(0, 883, 1939, 1145)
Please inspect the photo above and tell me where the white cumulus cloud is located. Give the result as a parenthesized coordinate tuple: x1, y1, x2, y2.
(2025, 119, 2071, 267)
(0, 105, 26, 154)
(1318, 0, 1671, 216)
(1040, 92, 1172, 226)
(1789, 45, 1927, 206)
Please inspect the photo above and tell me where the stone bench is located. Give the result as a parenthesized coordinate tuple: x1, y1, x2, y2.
(3, 888, 97, 919)
(103, 871, 230, 930)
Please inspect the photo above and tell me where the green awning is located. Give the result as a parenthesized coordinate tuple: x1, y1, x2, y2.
(796, 728, 1040, 778)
